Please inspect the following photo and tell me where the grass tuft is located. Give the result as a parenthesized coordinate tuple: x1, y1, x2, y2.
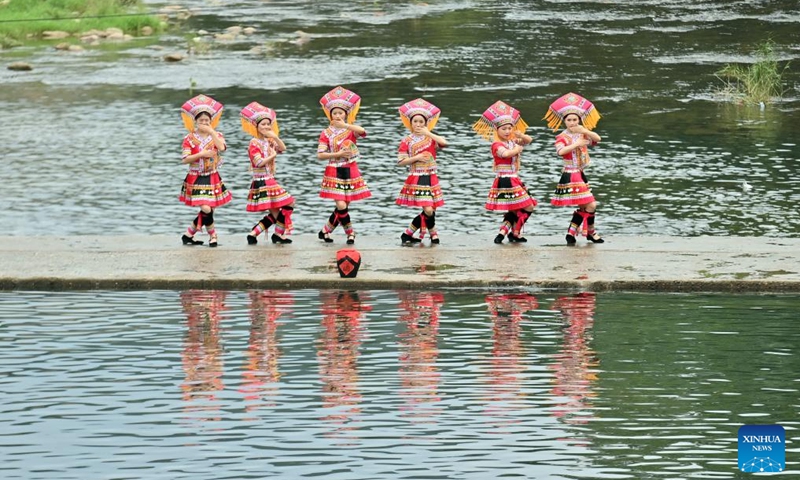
(715, 40, 790, 105)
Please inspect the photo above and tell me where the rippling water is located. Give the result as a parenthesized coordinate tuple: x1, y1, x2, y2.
(0, 290, 798, 479)
(1, 0, 799, 238)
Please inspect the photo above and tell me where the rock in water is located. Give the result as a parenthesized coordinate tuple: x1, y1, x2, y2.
(7, 62, 33, 71)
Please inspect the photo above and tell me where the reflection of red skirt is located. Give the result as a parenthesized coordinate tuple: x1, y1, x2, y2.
(246, 177, 294, 212)
(320, 163, 371, 202)
(179, 172, 232, 207)
(396, 174, 444, 208)
(486, 293, 540, 320)
(485, 176, 537, 211)
(551, 169, 594, 206)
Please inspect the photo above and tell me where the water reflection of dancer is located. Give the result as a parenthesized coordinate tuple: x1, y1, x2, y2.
(485, 293, 540, 403)
(544, 93, 604, 245)
(240, 290, 292, 413)
(178, 95, 231, 247)
(550, 292, 599, 425)
(316, 291, 372, 439)
(180, 290, 228, 422)
(397, 291, 443, 420)
(472, 101, 537, 244)
(316, 86, 371, 245)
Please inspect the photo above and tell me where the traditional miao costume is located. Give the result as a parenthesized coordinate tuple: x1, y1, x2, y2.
(316, 86, 371, 245)
(543, 92, 604, 244)
(472, 100, 538, 243)
(178, 94, 232, 247)
(396, 98, 445, 245)
(240, 102, 295, 245)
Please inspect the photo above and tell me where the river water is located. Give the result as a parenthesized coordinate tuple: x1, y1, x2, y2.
(1, 0, 799, 238)
(1, 289, 798, 479)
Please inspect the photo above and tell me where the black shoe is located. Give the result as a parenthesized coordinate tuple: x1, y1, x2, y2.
(209, 237, 218, 248)
(401, 233, 421, 244)
(508, 233, 527, 243)
(587, 233, 605, 244)
(346, 234, 356, 245)
(494, 234, 504, 244)
(247, 234, 258, 245)
(182, 234, 203, 246)
(272, 234, 292, 244)
(566, 234, 577, 245)
(318, 230, 333, 243)
(430, 236, 440, 245)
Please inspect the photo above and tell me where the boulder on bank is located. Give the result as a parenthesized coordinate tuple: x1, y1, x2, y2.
(42, 31, 70, 39)
(79, 29, 107, 38)
(106, 28, 125, 41)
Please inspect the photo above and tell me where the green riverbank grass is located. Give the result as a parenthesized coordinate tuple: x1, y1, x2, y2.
(0, 0, 161, 47)
(716, 40, 789, 105)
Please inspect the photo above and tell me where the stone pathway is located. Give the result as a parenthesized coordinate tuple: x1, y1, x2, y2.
(1, 235, 798, 291)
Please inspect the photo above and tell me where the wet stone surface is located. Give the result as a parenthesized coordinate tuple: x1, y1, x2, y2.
(1, 235, 798, 292)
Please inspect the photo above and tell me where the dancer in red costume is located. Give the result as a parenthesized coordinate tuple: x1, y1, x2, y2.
(395, 98, 449, 245)
(473, 101, 538, 244)
(178, 94, 231, 247)
(240, 102, 296, 245)
(544, 93, 604, 245)
(316, 86, 372, 245)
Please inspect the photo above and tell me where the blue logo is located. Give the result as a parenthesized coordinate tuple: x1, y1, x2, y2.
(738, 424, 785, 473)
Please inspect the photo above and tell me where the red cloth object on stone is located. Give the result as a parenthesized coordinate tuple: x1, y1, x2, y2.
(336, 249, 362, 278)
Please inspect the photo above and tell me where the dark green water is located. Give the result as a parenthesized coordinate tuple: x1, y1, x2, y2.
(0, 289, 797, 479)
(1, 0, 798, 238)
